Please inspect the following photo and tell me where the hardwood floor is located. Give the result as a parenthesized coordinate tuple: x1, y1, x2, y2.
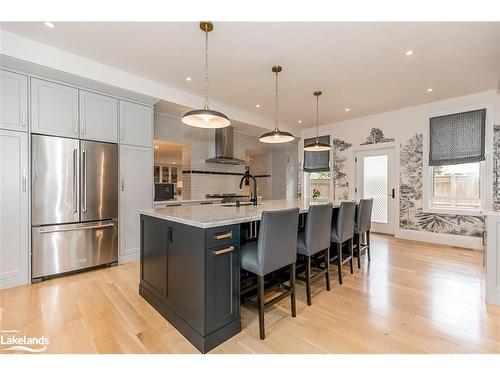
(1, 234, 500, 354)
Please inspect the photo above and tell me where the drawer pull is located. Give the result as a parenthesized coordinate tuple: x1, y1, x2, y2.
(214, 232, 232, 240)
(213, 246, 234, 256)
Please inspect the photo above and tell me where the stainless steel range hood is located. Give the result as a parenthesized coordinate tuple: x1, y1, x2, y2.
(205, 127, 247, 165)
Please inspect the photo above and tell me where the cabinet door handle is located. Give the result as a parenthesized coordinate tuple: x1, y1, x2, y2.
(120, 172, 124, 191)
(168, 227, 173, 242)
(81, 118, 85, 135)
(21, 111, 27, 127)
(214, 232, 232, 240)
(120, 127, 125, 141)
(212, 246, 234, 256)
(22, 168, 27, 192)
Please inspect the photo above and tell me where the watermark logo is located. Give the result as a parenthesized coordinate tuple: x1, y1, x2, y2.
(1, 330, 49, 353)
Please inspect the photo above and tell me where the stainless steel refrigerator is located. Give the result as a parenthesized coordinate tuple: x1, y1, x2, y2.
(31, 134, 118, 281)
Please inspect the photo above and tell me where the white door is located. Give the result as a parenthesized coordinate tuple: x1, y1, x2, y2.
(0, 130, 29, 289)
(356, 147, 397, 235)
(119, 100, 152, 147)
(31, 78, 79, 138)
(119, 145, 153, 263)
(79, 90, 118, 142)
(0, 70, 28, 132)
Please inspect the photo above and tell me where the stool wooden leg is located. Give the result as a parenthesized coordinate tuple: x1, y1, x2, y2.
(325, 248, 331, 291)
(337, 242, 343, 285)
(367, 230, 371, 262)
(257, 274, 265, 339)
(355, 233, 361, 268)
(305, 255, 312, 306)
(349, 238, 354, 274)
(290, 263, 297, 317)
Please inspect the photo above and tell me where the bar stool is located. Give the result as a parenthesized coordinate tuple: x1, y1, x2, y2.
(354, 198, 373, 268)
(330, 201, 356, 285)
(240, 208, 300, 340)
(296, 203, 333, 306)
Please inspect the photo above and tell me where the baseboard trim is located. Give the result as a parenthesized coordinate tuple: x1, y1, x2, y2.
(396, 228, 483, 250)
(119, 251, 140, 264)
(0, 273, 30, 290)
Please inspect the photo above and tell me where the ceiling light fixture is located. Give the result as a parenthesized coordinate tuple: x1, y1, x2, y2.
(298, 120, 302, 124)
(427, 87, 433, 92)
(259, 66, 295, 144)
(44, 22, 55, 29)
(255, 104, 261, 108)
(181, 22, 230, 129)
(154, 145, 159, 149)
(345, 108, 350, 112)
(185, 76, 192, 82)
(304, 91, 331, 152)
(405, 49, 414, 56)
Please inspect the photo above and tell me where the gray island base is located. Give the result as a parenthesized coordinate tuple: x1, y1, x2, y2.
(139, 198, 341, 353)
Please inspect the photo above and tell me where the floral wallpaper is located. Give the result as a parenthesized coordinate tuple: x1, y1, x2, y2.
(332, 138, 352, 200)
(493, 125, 500, 210)
(399, 133, 484, 237)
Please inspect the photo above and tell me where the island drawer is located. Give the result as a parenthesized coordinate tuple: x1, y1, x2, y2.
(206, 225, 238, 248)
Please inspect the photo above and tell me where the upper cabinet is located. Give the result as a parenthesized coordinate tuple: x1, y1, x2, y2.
(119, 100, 152, 148)
(0, 70, 28, 132)
(31, 78, 79, 138)
(80, 90, 118, 143)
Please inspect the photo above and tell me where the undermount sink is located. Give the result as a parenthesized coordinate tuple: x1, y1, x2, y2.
(221, 202, 260, 207)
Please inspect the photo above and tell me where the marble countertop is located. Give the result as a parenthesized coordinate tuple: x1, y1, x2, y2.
(153, 198, 222, 206)
(140, 198, 342, 228)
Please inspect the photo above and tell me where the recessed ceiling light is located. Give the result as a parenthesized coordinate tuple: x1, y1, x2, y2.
(154, 145, 159, 149)
(44, 22, 55, 29)
(298, 120, 302, 124)
(185, 76, 192, 82)
(405, 49, 414, 56)
(255, 104, 260, 108)
(426, 87, 434, 92)
(345, 108, 351, 112)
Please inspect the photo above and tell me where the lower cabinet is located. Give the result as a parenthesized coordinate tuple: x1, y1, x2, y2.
(119, 145, 152, 263)
(0, 130, 29, 289)
(139, 216, 241, 353)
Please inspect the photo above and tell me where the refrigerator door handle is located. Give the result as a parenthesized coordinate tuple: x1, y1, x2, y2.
(73, 148, 78, 212)
(82, 149, 87, 213)
(38, 222, 115, 234)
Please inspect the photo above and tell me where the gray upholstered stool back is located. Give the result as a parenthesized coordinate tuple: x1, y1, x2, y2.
(257, 208, 299, 275)
(303, 203, 333, 256)
(355, 198, 373, 234)
(331, 201, 356, 243)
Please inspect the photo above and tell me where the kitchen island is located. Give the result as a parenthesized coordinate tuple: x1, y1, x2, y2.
(139, 198, 340, 353)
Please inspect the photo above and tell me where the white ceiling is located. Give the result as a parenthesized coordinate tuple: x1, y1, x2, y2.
(2, 22, 499, 129)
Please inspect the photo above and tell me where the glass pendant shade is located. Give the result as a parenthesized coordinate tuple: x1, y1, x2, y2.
(181, 108, 230, 128)
(304, 90, 331, 152)
(304, 138, 332, 151)
(259, 65, 295, 144)
(259, 128, 295, 143)
(182, 21, 230, 129)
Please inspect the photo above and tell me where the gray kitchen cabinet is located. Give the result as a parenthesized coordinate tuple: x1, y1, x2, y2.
(119, 100, 153, 147)
(31, 78, 79, 138)
(0, 130, 29, 289)
(0, 70, 28, 132)
(119, 144, 153, 263)
(79, 90, 118, 142)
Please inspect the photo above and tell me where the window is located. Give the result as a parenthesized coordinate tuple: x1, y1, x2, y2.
(431, 162, 481, 209)
(307, 171, 331, 198)
(426, 108, 486, 213)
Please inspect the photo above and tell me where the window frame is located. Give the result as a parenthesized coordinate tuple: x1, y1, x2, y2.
(423, 103, 493, 216)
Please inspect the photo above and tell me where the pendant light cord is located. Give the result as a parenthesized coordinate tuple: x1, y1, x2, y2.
(316, 94, 319, 140)
(204, 27, 209, 109)
(274, 70, 279, 130)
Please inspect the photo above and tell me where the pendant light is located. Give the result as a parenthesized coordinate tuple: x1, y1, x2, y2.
(259, 66, 295, 143)
(304, 91, 331, 151)
(182, 22, 230, 129)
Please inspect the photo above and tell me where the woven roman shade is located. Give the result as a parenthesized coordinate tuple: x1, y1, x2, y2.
(303, 136, 330, 172)
(429, 109, 486, 166)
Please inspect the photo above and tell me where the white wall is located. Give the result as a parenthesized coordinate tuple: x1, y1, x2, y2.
(300, 89, 500, 248)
